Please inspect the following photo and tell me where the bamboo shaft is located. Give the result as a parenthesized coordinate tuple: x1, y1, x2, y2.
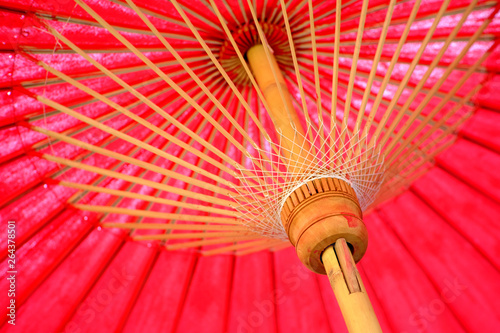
(322, 239, 382, 333)
(246, 44, 311, 174)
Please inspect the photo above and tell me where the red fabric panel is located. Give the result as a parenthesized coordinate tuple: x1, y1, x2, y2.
(174, 255, 234, 333)
(273, 247, 331, 333)
(227, 252, 276, 333)
(460, 108, 500, 153)
(412, 167, 500, 270)
(0, 183, 76, 258)
(362, 212, 465, 333)
(0, 208, 97, 325)
(1, 229, 123, 333)
(63, 241, 157, 332)
(436, 138, 500, 203)
(122, 251, 197, 333)
(378, 193, 500, 331)
(473, 75, 500, 111)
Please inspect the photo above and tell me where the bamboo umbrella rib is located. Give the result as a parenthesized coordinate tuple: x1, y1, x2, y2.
(166, 235, 263, 250)
(42, 23, 256, 179)
(40, 153, 236, 208)
(108, 0, 222, 34)
(154, 106, 260, 245)
(169, 0, 279, 155)
(320, 1, 498, 39)
(31, 125, 239, 197)
(34, 58, 239, 181)
(47, 100, 175, 180)
(19, 47, 209, 54)
(294, 56, 463, 122)
(18, 86, 165, 154)
(236, 239, 289, 255)
(202, 238, 277, 256)
(51, 0, 187, 34)
(92, 4, 269, 190)
(383, 4, 495, 158)
(291, 0, 356, 33)
(353, 0, 396, 135)
(293, 0, 491, 41)
(78, 130, 171, 229)
(278, 0, 309, 121)
(378, 0, 478, 151)
(269, 241, 293, 252)
(380, 104, 476, 195)
(374, 133, 459, 206)
(307, 0, 327, 156)
(103, 222, 247, 231)
(299, 55, 465, 105)
(390, 84, 482, 167)
(33, 94, 238, 189)
(59, 180, 241, 217)
(339, 0, 369, 143)
(307, 0, 323, 121)
(133, 231, 258, 241)
(36, 10, 219, 44)
(32, 120, 148, 208)
(369, 0, 452, 148)
(74, 0, 256, 162)
(304, 33, 496, 47)
(125, 0, 271, 167)
(206, 0, 293, 168)
(329, 0, 342, 152)
(207, 0, 280, 146)
(359, 0, 421, 144)
(34, 66, 211, 118)
(245, 0, 294, 122)
(74, 204, 240, 225)
(128, 109, 240, 243)
(285, 0, 307, 24)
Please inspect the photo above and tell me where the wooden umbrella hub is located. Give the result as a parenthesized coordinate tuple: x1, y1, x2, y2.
(280, 177, 368, 275)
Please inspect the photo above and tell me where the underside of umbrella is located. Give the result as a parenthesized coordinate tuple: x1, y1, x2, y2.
(1, 0, 500, 332)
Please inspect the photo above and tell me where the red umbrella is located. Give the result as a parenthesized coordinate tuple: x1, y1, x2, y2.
(1, 0, 500, 332)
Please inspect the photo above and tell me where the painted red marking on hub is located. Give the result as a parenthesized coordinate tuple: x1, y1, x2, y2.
(340, 213, 358, 228)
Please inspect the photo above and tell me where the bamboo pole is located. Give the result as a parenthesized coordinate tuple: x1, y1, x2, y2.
(323, 239, 382, 333)
(246, 44, 311, 174)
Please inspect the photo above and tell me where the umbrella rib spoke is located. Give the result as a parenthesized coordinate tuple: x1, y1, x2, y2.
(369, 0, 452, 149)
(329, 0, 342, 157)
(168, 0, 283, 174)
(74, 204, 240, 225)
(43, 17, 259, 184)
(125, 0, 271, 170)
(30, 124, 238, 197)
(166, 235, 262, 250)
(358, 0, 421, 145)
(307, 0, 327, 158)
(383, 2, 496, 158)
(339, 0, 369, 145)
(41, 152, 235, 208)
(208, 0, 288, 166)
(103, 222, 247, 231)
(75, 0, 258, 167)
(202, 238, 278, 256)
(61, 180, 241, 217)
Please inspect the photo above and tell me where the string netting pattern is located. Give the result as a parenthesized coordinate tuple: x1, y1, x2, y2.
(230, 121, 385, 239)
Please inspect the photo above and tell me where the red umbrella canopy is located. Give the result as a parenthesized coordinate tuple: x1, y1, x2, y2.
(1, 0, 500, 332)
